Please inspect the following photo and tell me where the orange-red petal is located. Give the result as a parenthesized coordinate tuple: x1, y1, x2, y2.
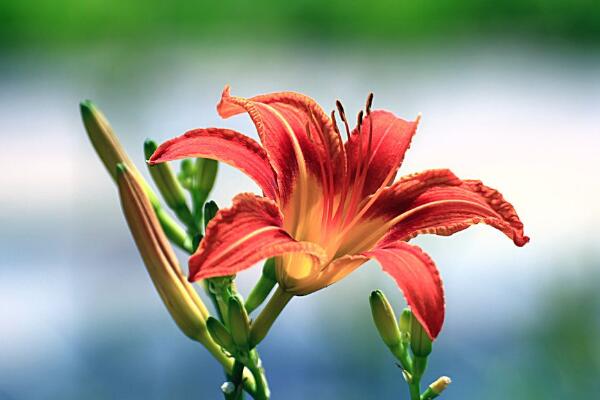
(334, 169, 463, 257)
(364, 242, 445, 340)
(380, 178, 530, 247)
(217, 86, 344, 203)
(345, 110, 419, 199)
(189, 193, 327, 281)
(149, 128, 278, 200)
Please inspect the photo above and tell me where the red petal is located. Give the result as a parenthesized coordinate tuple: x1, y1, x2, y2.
(189, 193, 327, 281)
(335, 169, 462, 256)
(345, 110, 419, 199)
(380, 178, 530, 247)
(217, 86, 344, 203)
(149, 128, 278, 200)
(365, 242, 445, 340)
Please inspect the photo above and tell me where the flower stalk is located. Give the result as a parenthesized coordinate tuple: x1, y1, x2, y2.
(245, 259, 277, 314)
(249, 286, 294, 347)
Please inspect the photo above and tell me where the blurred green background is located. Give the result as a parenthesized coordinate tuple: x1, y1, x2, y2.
(1, 1, 599, 399)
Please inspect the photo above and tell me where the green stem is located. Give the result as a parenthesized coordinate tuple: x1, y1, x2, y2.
(245, 276, 276, 314)
(408, 381, 421, 400)
(198, 334, 257, 397)
(391, 343, 413, 373)
(249, 286, 293, 347)
(246, 349, 270, 400)
(225, 360, 245, 400)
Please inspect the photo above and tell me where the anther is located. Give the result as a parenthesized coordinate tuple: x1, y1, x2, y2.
(336, 100, 347, 120)
(366, 93, 374, 115)
(357, 110, 364, 131)
(336, 100, 351, 139)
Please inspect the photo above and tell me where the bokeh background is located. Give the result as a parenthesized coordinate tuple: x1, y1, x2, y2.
(1, 1, 600, 399)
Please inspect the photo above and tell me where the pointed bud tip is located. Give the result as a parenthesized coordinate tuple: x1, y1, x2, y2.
(80, 99, 94, 111)
(144, 139, 158, 159)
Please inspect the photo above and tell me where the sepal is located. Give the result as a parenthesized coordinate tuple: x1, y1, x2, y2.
(207, 317, 236, 354)
(228, 297, 251, 350)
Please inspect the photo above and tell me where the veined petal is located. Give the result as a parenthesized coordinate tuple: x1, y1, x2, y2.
(149, 128, 278, 200)
(345, 110, 419, 199)
(334, 169, 462, 257)
(217, 85, 343, 204)
(189, 193, 327, 281)
(380, 179, 530, 247)
(364, 242, 445, 340)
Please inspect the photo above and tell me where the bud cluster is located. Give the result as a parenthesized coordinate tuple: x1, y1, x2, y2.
(369, 290, 451, 400)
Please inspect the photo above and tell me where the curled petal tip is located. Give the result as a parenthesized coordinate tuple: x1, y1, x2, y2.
(515, 235, 530, 247)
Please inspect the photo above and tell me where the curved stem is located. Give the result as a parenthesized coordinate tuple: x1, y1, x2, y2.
(249, 286, 293, 347)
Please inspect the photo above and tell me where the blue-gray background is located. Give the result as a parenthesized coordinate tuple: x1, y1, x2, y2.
(1, 2, 599, 399)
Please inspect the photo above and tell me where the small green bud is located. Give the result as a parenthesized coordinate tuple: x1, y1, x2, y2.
(194, 158, 218, 203)
(144, 139, 195, 230)
(178, 159, 194, 189)
(369, 290, 401, 348)
(207, 317, 236, 354)
(228, 297, 251, 350)
(421, 376, 452, 399)
(204, 201, 219, 230)
(410, 312, 432, 358)
(399, 308, 411, 335)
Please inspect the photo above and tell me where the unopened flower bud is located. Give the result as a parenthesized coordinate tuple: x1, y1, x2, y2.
(116, 164, 209, 341)
(80, 100, 137, 182)
(194, 158, 218, 204)
(206, 317, 236, 354)
(81, 101, 192, 252)
(410, 312, 433, 358)
(144, 139, 195, 229)
(228, 297, 251, 350)
(178, 159, 194, 189)
(399, 308, 411, 336)
(204, 200, 219, 230)
(369, 290, 401, 349)
(421, 376, 451, 399)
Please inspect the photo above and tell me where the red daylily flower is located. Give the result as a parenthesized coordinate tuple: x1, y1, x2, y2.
(149, 86, 529, 340)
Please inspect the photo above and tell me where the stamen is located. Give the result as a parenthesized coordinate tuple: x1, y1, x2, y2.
(306, 112, 335, 231)
(331, 110, 340, 135)
(365, 93, 374, 115)
(336, 100, 351, 140)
